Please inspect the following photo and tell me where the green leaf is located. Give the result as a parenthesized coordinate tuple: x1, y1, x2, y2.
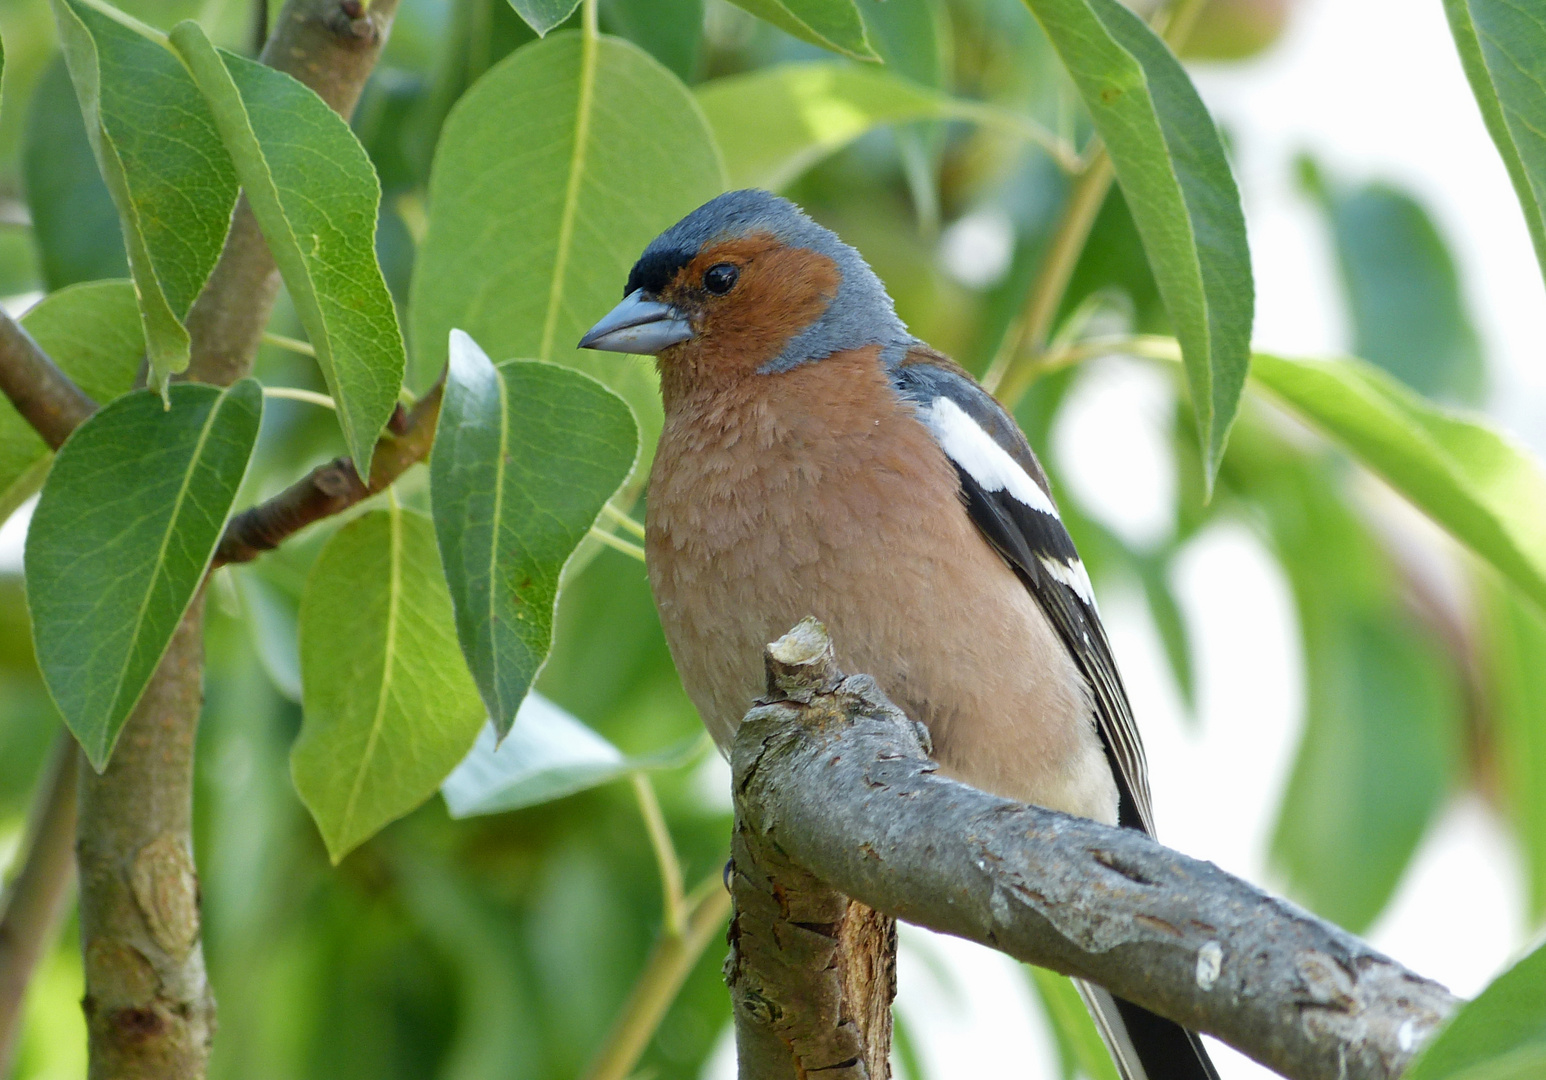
(724, 0, 876, 60)
(697, 62, 1061, 190)
(506, 0, 580, 35)
(1302, 162, 1484, 404)
(1027, 967, 1120, 1080)
(1023, 0, 1253, 491)
(1477, 578, 1546, 922)
(292, 507, 486, 862)
(410, 30, 725, 456)
(1406, 939, 1546, 1080)
(25, 380, 263, 769)
(1444, 0, 1546, 291)
(169, 21, 405, 477)
(24, 57, 129, 291)
(600, 0, 704, 82)
(0, 281, 144, 522)
(441, 692, 699, 816)
(1251, 351, 1546, 618)
(49, 0, 238, 389)
(431, 332, 637, 736)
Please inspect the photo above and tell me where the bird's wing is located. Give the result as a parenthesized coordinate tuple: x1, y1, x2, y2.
(890, 351, 1155, 835)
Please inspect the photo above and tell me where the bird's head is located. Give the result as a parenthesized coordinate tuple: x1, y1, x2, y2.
(578, 190, 912, 396)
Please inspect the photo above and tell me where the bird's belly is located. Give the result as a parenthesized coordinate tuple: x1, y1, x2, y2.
(647, 475, 1118, 824)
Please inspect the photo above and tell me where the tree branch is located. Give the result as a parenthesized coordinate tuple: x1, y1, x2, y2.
(0, 733, 80, 1074)
(0, 312, 96, 450)
(730, 619, 1460, 1080)
(212, 376, 442, 566)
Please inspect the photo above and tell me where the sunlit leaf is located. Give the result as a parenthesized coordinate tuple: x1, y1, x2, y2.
(49, 0, 239, 388)
(1302, 162, 1484, 404)
(431, 331, 637, 737)
(25, 380, 263, 769)
(1251, 351, 1546, 617)
(1444, 0, 1546, 291)
(0, 281, 143, 522)
(697, 62, 1060, 190)
(725, 0, 876, 61)
(292, 507, 485, 862)
(1406, 939, 1546, 1080)
(169, 21, 406, 477)
(441, 693, 700, 817)
(23, 57, 128, 290)
(1023, 0, 1253, 491)
(410, 29, 725, 456)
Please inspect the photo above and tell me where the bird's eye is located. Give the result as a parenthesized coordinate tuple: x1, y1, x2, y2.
(703, 263, 739, 295)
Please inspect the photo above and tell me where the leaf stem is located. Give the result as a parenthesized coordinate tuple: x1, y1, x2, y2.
(580, 879, 732, 1080)
(262, 331, 316, 357)
(262, 386, 336, 410)
(600, 501, 646, 541)
(589, 527, 646, 562)
(631, 772, 686, 935)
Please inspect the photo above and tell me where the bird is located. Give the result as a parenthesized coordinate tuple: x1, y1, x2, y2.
(579, 188, 1219, 1080)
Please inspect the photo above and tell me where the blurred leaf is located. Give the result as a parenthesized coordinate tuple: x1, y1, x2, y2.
(1251, 351, 1546, 618)
(431, 332, 637, 736)
(1303, 163, 1484, 404)
(23, 57, 129, 290)
(1444, 0, 1546, 291)
(410, 30, 724, 454)
(26, 380, 263, 768)
(724, 0, 877, 60)
(170, 22, 406, 477)
(231, 565, 302, 702)
(292, 507, 485, 862)
(1028, 968, 1120, 1080)
(1406, 938, 1546, 1080)
(0, 280, 143, 521)
(600, 0, 704, 81)
(441, 693, 700, 817)
(698, 62, 1059, 190)
(1024, 0, 1253, 491)
(862, 0, 948, 86)
(50, 0, 238, 389)
(1477, 576, 1546, 922)
(506, 0, 581, 36)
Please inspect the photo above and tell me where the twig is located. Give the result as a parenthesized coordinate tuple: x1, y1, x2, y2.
(730, 620, 1460, 1080)
(213, 377, 443, 567)
(0, 310, 97, 450)
(0, 733, 80, 1074)
(631, 773, 686, 936)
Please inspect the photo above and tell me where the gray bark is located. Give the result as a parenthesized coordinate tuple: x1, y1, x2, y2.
(730, 619, 1459, 1080)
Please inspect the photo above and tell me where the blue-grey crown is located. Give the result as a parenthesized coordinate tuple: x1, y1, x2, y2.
(627, 189, 916, 373)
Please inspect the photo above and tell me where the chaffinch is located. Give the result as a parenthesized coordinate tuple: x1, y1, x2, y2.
(580, 189, 1218, 1080)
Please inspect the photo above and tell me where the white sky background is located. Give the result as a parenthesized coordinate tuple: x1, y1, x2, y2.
(717, 0, 1544, 1077)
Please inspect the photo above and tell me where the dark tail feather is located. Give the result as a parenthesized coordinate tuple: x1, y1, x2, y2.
(1074, 980, 1220, 1080)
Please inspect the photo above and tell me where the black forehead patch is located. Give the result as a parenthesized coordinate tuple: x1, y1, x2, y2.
(625, 247, 694, 297)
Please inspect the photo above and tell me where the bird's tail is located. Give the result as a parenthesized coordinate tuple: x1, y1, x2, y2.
(1073, 979, 1220, 1080)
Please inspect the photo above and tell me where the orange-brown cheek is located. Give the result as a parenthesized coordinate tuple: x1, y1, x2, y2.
(658, 240, 841, 397)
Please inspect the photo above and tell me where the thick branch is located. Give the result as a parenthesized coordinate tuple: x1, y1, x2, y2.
(731, 620, 1459, 1080)
(0, 733, 80, 1073)
(0, 312, 96, 450)
(728, 623, 896, 1080)
(213, 378, 442, 566)
(77, 595, 214, 1078)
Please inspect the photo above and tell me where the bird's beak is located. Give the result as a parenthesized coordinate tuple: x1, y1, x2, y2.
(578, 289, 694, 354)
